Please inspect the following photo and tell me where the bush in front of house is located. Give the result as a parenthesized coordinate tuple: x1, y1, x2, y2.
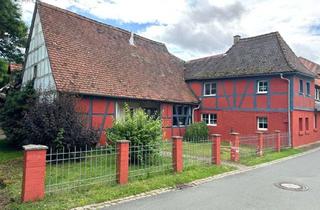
(107, 105, 162, 165)
(184, 122, 209, 141)
(22, 92, 98, 150)
(0, 81, 37, 147)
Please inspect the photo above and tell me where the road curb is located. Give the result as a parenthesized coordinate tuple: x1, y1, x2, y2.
(72, 146, 320, 210)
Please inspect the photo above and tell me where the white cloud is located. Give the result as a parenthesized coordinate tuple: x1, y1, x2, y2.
(20, 0, 320, 62)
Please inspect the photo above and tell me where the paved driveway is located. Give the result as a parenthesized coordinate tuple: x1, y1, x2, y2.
(103, 149, 320, 210)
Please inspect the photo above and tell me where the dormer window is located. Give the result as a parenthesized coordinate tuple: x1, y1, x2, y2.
(203, 82, 216, 96)
(257, 80, 268, 94)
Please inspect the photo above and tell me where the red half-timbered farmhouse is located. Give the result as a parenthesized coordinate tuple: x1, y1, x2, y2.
(22, 2, 320, 147)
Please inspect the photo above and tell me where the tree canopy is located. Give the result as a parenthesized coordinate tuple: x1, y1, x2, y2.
(0, 0, 28, 63)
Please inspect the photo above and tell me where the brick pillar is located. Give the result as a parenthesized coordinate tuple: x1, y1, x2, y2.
(117, 140, 130, 185)
(210, 134, 221, 165)
(172, 136, 183, 173)
(275, 130, 281, 152)
(230, 132, 240, 162)
(21, 144, 48, 202)
(256, 132, 264, 157)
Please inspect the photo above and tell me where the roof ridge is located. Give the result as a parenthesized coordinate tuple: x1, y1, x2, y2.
(275, 33, 315, 75)
(187, 53, 225, 63)
(37, 1, 167, 48)
(274, 32, 294, 70)
(238, 31, 279, 42)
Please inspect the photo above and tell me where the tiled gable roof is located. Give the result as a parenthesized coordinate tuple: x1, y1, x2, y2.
(185, 32, 315, 80)
(299, 57, 320, 76)
(35, 2, 198, 104)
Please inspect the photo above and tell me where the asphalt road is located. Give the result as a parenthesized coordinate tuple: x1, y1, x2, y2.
(103, 149, 320, 210)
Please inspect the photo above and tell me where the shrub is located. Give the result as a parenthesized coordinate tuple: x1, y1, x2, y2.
(184, 122, 209, 141)
(0, 81, 37, 147)
(107, 105, 162, 165)
(21, 92, 98, 150)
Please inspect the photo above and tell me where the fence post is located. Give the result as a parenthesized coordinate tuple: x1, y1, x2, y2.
(256, 132, 264, 157)
(210, 134, 221, 165)
(21, 144, 48, 202)
(275, 130, 281, 152)
(117, 140, 130, 185)
(172, 136, 183, 173)
(230, 132, 240, 162)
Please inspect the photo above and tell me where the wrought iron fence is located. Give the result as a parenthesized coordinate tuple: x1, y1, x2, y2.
(46, 146, 117, 193)
(182, 138, 212, 167)
(239, 132, 290, 158)
(128, 141, 173, 181)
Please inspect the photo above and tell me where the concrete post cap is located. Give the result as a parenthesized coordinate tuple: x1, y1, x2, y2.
(230, 132, 239, 135)
(256, 131, 264, 134)
(172, 136, 183, 139)
(274, 130, 281, 133)
(23, 144, 48, 151)
(211, 134, 221, 137)
(116, 140, 130, 143)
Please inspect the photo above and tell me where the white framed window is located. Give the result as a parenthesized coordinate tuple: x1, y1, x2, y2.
(201, 113, 217, 126)
(257, 80, 268, 94)
(203, 82, 216, 96)
(257, 117, 268, 130)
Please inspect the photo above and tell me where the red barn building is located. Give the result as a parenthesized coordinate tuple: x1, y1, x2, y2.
(22, 2, 320, 147)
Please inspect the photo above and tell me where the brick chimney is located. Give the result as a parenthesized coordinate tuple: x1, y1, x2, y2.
(233, 35, 241, 44)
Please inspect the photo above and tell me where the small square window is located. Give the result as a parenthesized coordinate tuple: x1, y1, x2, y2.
(257, 80, 268, 94)
(201, 113, 217, 126)
(203, 82, 216, 96)
(257, 117, 268, 130)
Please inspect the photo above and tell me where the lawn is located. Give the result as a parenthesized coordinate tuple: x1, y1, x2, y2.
(0, 140, 23, 163)
(240, 148, 302, 166)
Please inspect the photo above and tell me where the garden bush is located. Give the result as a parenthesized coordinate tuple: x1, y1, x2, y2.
(184, 122, 209, 141)
(107, 105, 162, 165)
(21, 92, 98, 150)
(0, 81, 36, 147)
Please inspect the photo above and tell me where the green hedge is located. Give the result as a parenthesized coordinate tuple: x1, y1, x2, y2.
(184, 122, 209, 141)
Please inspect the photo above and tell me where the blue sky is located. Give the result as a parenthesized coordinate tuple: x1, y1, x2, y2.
(21, 0, 320, 62)
(67, 5, 160, 33)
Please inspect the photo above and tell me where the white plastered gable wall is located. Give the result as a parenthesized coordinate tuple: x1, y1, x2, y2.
(22, 11, 56, 92)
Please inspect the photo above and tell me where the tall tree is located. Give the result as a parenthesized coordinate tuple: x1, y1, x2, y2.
(0, 0, 28, 64)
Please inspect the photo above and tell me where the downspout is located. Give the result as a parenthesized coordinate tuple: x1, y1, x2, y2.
(280, 73, 292, 147)
(192, 102, 201, 123)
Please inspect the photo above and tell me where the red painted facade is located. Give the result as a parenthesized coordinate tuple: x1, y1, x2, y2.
(188, 77, 289, 140)
(77, 97, 115, 145)
(291, 75, 320, 147)
(76, 75, 320, 148)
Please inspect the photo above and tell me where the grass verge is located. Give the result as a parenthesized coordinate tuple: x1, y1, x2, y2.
(0, 140, 22, 163)
(7, 165, 234, 210)
(240, 148, 302, 166)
